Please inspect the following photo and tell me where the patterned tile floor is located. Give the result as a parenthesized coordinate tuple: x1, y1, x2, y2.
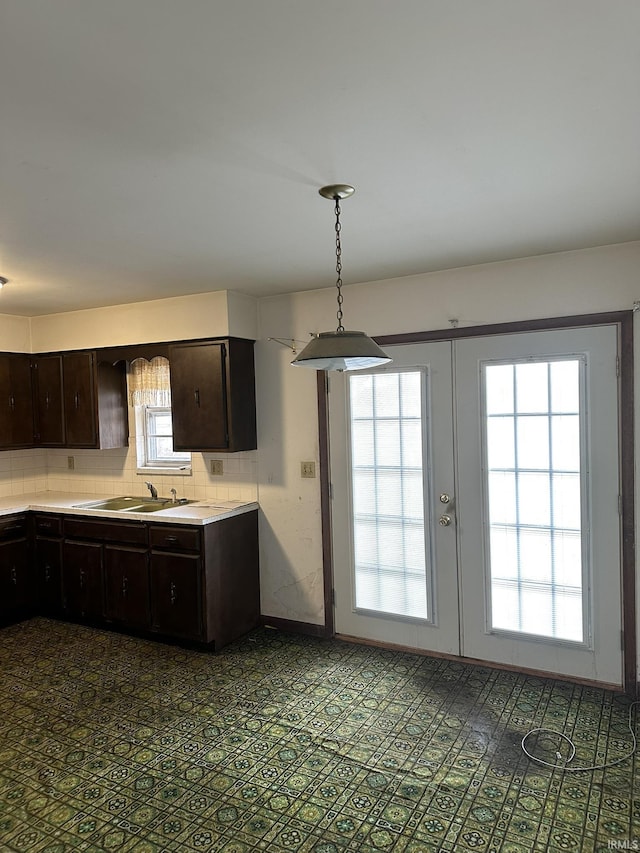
(0, 618, 637, 853)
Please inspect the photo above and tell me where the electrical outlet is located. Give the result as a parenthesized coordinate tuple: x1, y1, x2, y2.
(67, 456, 75, 470)
(301, 461, 316, 478)
(210, 459, 224, 476)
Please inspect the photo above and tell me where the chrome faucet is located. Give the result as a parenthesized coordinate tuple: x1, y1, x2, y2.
(170, 488, 177, 504)
(144, 481, 158, 500)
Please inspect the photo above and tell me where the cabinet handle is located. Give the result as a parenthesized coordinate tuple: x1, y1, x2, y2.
(44, 565, 51, 582)
(170, 581, 177, 605)
(194, 388, 200, 407)
(165, 535, 178, 543)
(9, 395, 15, 411)
(122, 576, 128, 597)
(45, 391, 50, 409)
(10, 566, 17, 584)
(39, 521, 53, 529)
(79, 569, 85, 589)
(74, 392, 80, 409)
(2, 525, 22, 534)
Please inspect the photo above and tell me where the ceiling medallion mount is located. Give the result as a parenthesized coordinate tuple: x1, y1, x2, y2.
(291, 185, 392, 372)
(318, 184, 355, 201)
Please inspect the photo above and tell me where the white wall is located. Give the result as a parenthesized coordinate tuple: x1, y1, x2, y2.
(0, 313, 31, 352)
(2, 244, 640, 676)
(256, 242, 640, 664)
(30, 290, 238, 351)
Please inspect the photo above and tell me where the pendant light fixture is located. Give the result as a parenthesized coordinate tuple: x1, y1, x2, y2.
(291, 185, 391, 371)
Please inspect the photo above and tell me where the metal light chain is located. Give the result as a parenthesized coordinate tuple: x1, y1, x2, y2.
(334, 197, 344, 332)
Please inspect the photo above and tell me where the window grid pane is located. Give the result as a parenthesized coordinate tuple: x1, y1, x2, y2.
(484, 359, 585, 643)
(145, 407, 190, 465)
(349, 371, 429, 620)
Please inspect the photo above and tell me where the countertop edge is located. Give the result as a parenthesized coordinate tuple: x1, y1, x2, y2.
(0, 493, 259, 526)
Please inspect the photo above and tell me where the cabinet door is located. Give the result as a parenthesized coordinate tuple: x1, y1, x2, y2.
(0, 356, 11, 446)
(169, 342, 228, 451)
(62, 540, 103, 619)
(34, 537, 64, 615)
(150, 551, 202, 639)
(0, 539, 31, 616)
(33, 355, 65, 446)
(0, 355, 34, 448)
(104, 545, 150, 629)
(63, 351, 97, 447)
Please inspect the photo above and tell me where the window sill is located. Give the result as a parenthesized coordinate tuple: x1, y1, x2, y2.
(136, 466, 192, 477)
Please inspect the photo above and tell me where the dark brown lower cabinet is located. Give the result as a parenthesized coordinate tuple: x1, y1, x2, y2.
(34, 536, 64, 615)
(0, 515, 30, 623)
(0, 541, 30, 620)
(104, 545, 150, 629)
(0, 508, 260, 650)
(150, 550, 202, 640)
(33, 513, 64, 615)
(62, 540, 103, 620)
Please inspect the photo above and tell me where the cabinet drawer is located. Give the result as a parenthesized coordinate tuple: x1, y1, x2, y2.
(149, 525, 201, 552)
(33, 514, 62, 536)
(64, 516, 148, 546)
(0, 515, 28, 541)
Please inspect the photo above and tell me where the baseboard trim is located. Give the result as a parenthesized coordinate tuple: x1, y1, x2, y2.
(261, 616, 328, 638)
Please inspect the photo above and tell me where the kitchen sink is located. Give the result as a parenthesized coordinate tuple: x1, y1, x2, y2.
(73, 496, 195, 513)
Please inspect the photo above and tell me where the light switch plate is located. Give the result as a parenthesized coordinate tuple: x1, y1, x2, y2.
(210, 460, 224, 476)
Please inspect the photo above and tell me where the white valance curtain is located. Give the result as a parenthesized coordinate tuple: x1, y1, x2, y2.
(127, 356, 172, 407)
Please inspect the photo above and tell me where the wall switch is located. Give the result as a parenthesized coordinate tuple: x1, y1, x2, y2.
(67, 456, 75, 470)
(210, 459, 224, 476)
(301, 461, 316, 478)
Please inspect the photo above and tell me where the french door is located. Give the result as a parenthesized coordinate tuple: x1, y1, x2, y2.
(329, 325, 623, 686)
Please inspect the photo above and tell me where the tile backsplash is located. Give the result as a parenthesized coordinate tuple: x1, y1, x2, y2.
(0, 446, 257, 503)
(0, 449, 48, 498)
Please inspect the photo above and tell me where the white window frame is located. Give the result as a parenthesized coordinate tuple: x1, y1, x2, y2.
(135, 405, 192, 476)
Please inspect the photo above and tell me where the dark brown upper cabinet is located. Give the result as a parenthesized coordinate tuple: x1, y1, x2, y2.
(62, 351, 128, 449)
(0, 354, 34, 448)
(169, 338, 256, 452)
(32, 354, 65, 446)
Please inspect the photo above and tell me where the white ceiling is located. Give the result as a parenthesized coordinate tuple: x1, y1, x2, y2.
(1, 1, 639, 317)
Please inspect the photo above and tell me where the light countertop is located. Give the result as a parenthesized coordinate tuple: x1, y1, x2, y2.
(0, 492, 258, 526)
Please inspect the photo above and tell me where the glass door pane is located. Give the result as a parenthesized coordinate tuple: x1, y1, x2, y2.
(483, 358, 586, 643)
(349, 370, 430, 620)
